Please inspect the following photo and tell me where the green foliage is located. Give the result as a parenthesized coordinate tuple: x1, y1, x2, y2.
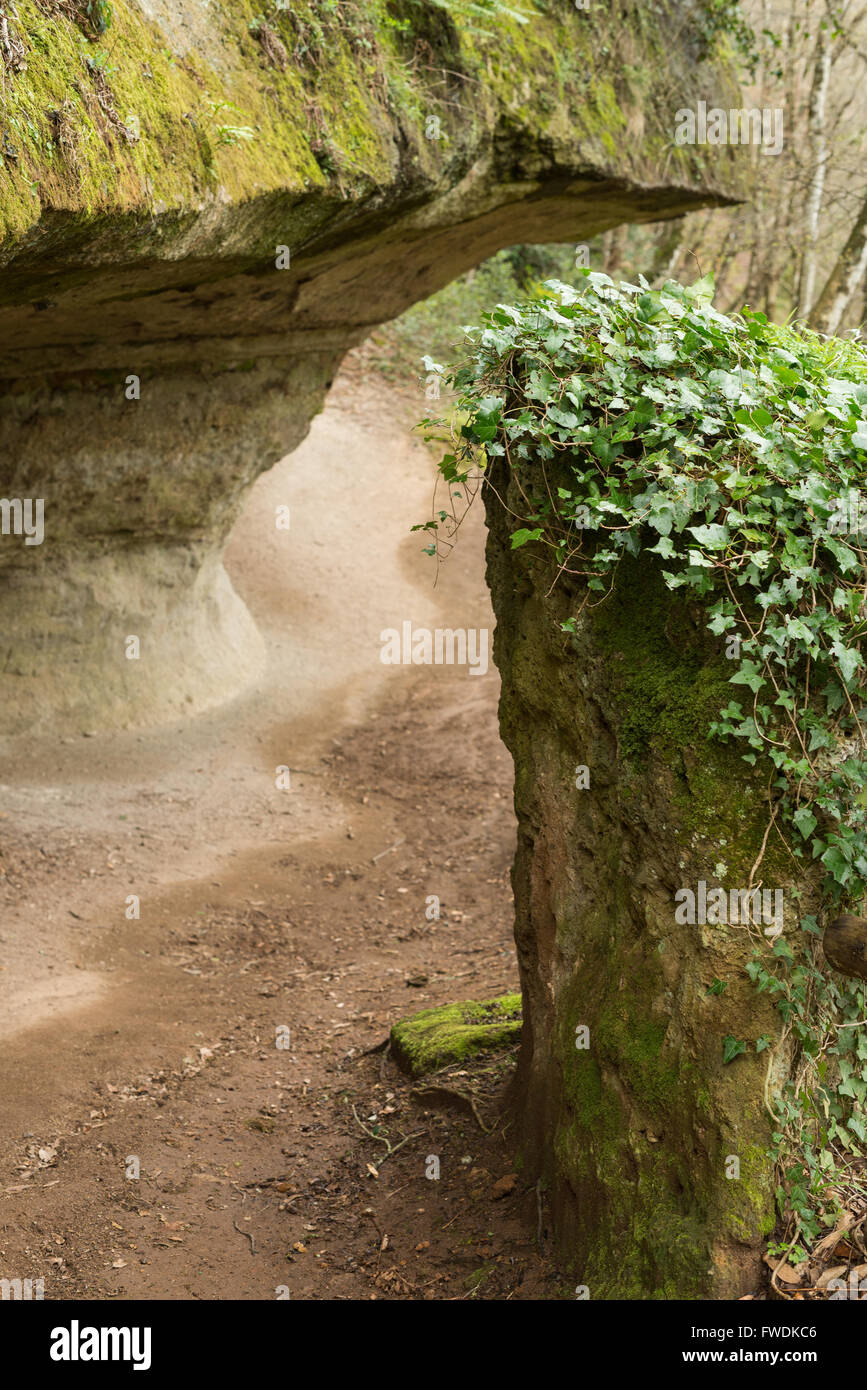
(420, 268, 867, 1240)
(748, 914, 867, 1254)
(722, 1035, 747, 1063)
(426, 270, 867, 906)
(695, 0, 758, 73)
(203, 100, 255, 148)
(83, 0, 112, 35)
(399, 0, 530, 30)
(259, 1, 378, 68)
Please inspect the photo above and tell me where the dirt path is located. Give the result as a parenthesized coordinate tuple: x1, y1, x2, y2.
(0, 357, 559, 1301)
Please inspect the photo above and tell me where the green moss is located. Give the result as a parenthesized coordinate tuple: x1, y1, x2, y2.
(710, 1141, 776, 1244)
(599, 1013, 683, 1110)
(588, 555, 793, 888)
(591, 557, 732, 766)
(390, 992, 522, 1078)
(0, 0, 745, 250)
(465, 1262, 496, 1293)
(552, 1076, 712, 1298)
(551, 993, 773, 1296)
(521, 668, 781, 1297)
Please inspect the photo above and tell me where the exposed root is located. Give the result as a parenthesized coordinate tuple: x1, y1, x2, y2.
(251, 21, 288, 72)
(0, 6, 27, 75)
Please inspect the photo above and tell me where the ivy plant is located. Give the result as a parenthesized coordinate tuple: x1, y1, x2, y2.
(422, 270, 867, 904)
(418, 269, 867, 1242)
(84, 0, 112, 35)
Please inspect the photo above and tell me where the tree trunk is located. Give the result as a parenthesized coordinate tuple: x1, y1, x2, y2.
(601, 224, 628, 276)
(809, 188, 867, 334)
(798, 19, 832, 319)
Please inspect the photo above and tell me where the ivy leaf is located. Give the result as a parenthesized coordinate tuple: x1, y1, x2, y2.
(510, 528, 543, 550)
(723, 1036, 747, 1064)
(831, 638, 862, 684)
(547, 405, 578, 429)
(649, 535, 676, 560)
(792, 807, 817, 839)
(822, 845, 852, 886)
(684, 272, 715, 307)
(688, 523, 729, 549)
(730, 660, 765, 693)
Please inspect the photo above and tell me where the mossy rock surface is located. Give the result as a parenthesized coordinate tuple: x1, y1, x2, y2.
(482, 474, 820, 1298)
(390, 994, 522, 1079)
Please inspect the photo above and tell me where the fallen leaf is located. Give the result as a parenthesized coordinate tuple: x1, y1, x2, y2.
(762, 1252, 804, 1285)
(812, 1214, 857, 1261)
(833, 1240, 857, 1259)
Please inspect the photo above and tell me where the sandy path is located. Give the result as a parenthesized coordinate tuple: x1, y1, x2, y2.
(0, 358, 485, 1033)
(0, 359, 555, 1300)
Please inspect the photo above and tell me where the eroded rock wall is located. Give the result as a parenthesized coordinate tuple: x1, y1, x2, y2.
(484, 459, 821, 1298)
(0, 0, 744, 733)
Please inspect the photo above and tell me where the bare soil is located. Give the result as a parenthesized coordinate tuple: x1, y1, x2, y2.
(0, 356, 561, 1301)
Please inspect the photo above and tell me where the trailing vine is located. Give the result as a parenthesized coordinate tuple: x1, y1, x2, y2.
(417, 270, 867, 1250)
(83, 0, 112, 36)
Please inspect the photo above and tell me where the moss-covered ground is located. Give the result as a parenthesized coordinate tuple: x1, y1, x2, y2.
(391, 993, 522, 1078)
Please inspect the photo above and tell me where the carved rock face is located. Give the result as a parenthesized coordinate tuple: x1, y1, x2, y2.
(0, 1, 742, 735)
(0, 353, 331, 732)
(483, 459, 824, 1298)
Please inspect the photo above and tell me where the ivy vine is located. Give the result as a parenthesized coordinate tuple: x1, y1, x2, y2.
(418, 269, 867, 1250)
